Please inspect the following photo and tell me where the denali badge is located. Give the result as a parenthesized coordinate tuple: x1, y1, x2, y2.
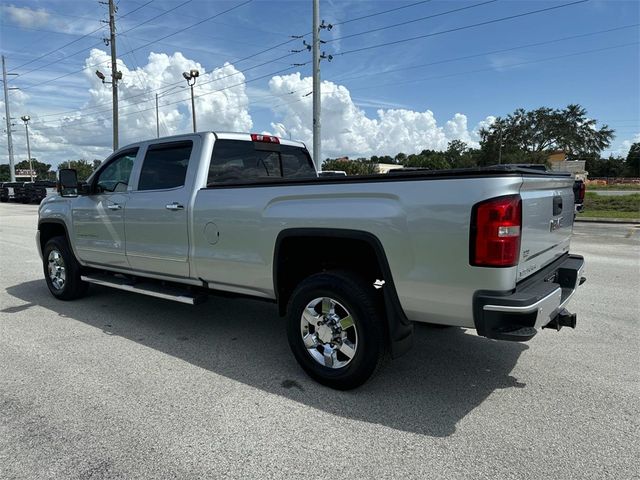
(550, 217, 563, 232)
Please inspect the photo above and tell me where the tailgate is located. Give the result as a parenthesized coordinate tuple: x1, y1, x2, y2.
(517, 174, 575, 282)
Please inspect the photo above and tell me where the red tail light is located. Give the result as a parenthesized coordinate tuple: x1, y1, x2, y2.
(470, 194, 522, 267)
(579, 182, 586, 202)
(251, 133, 280, 144)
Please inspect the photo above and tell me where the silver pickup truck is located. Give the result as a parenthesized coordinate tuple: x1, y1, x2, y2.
(38, 132, 585, 389)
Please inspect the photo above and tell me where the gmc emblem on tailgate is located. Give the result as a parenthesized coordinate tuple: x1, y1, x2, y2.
(550, 217, 563, 232)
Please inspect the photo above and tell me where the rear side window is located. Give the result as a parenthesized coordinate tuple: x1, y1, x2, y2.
(207, 140, 315, 185)
(138, 141, 193, 191)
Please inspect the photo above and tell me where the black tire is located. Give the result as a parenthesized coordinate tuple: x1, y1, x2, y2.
(43, 236, 88, 300)
(286, 270, 386, 390)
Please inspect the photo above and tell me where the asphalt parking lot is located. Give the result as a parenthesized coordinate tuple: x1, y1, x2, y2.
(1, 203, 638, 480)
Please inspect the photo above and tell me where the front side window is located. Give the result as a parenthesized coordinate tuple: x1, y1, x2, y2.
(95, 149, 138, 193)
(138, 141, 193, 191)
(207, 140, 316, 185)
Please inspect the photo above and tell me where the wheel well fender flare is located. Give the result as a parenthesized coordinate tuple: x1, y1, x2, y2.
(273, 228, 413, 358)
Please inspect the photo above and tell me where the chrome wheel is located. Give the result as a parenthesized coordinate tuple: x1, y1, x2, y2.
(47, 249, 66, 291)
(300, 297, 358, 369)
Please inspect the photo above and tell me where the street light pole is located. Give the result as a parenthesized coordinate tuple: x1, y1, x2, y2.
(498, 122, 503, 165)
(155, 93, 159, 138)
(2, 55, 18, 182)
(182, 69, 199, 133)
(190, 83, 196, 133)
(21, 115, 34, 181)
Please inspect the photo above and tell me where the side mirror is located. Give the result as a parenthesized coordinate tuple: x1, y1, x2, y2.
(78, 183, 92, 195)
(58, 168, 78, 197)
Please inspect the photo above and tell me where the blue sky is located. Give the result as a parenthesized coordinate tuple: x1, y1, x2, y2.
(1, 0, 638, 167)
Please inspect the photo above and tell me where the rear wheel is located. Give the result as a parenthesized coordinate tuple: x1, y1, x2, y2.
(286, 271, 386, 390)
(43, 236, 88, 300)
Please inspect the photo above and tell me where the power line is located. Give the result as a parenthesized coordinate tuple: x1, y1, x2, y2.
(16, 0, 435, 108)
(256, 42, 639, 114)
(119, 0, 192, 36)
(119, 32, 171, 136)
(21, 0, 252, 89)
(34, 41, 635, 136)
(332, 23, 640, 83)
(336, 0, 590, 56)
(31, 64, 300, 133)
(34, 49, 301, 122)
(328, 0, 498, 43)
(8, 0, 156, 74)
(28, 19, 630, 126)
(332, 0, 434, 26)
(124, 0, 293, 40)
(14, 0, 594, 126)
(9, 25, 107, 73)
(346, 42, 639, 93)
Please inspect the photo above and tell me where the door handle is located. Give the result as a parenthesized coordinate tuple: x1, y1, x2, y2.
(107, 203, 122, 210)
(165, 203, 184, 211)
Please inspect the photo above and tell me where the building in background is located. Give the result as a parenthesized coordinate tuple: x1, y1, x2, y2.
(547, 150, 587, 180)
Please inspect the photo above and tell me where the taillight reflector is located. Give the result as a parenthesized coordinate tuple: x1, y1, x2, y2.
(251, 133, 280, 144)
(470, 194, 522, 267)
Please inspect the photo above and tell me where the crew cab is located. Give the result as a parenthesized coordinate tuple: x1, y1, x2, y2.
(37, 132, 585, 389)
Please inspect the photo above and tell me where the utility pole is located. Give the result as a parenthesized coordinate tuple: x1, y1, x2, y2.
(2, 55, 17, 181)
(98, 0, 120, 150)
(108, 0, 119, 150)
(21, 115, 33, 181)
(155, 93, 159, 138)
(312, 0, 320, 171)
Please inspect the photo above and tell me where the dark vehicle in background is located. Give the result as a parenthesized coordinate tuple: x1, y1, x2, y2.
(573, 179, 585, 213)
(496, 164, 585, 215)
(0, 182, 26, 202)
(1, 181, 57, 203)
(25, 180, 57, 203)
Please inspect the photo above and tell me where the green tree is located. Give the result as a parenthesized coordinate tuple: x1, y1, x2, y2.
(626, 142, 640, 177)
(479, 104, 614, 165)
(394, 152, 407, 164)
(443, 140, 479, 168)
(402, 152, 450, 170)
(0, 164, 10, 182)
(322, 158, 378, 175)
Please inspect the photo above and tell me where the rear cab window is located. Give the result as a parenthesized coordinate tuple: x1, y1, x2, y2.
(137, 141, 193, 191)
(207, 139, 316, 186)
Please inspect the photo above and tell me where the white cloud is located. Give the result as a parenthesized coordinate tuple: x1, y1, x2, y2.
(18, 49, 253, 166)
(268, 72, 486, 160)
(3, 4, 49, 28)
(613, 132, 640, 157)
(2, 54, 489, 170)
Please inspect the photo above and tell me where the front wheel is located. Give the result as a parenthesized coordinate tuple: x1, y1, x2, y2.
(286, 271, 386, 390)
(43, 236, 88, 300)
